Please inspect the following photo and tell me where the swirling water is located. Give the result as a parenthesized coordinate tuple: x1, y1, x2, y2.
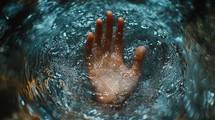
(0, 0, 214, 119)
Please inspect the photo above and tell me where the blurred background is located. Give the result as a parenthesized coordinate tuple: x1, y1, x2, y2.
(0, 0, 215, 119)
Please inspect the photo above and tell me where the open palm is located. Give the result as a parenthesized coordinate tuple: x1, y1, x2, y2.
(85, 11, 146, 104)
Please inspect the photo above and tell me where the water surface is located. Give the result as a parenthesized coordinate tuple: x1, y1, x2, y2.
(0, 0, 215, 119)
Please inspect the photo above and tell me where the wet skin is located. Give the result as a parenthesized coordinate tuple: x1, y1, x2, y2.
(85, 11, 146, 104)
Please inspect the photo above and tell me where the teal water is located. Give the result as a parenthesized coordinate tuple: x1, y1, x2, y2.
(0, 0, 214, 119)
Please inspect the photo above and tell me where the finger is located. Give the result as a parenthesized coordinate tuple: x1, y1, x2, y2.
(132, 46, 146, 73)
(104, 11, 113, 38)
(85, 32, 94, 64)
(94, 19, 103, 46)
(114, 17, 124, 59)
(103, 11, 113, 51)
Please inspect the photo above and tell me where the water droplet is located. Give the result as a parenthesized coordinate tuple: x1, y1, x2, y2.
(154, 31, 157, 35)
(157, 41, 162, 45)
(99, 96, 104, 100)
(5, 15, 9, 20)
(63, 32, 67, 37)
(141, 25, 149, 29)
(21, 100, 25, 106)
(52, 23, 57, 29)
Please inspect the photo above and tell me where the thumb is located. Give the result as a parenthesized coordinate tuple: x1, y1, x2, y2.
(132, 46, 146, 73)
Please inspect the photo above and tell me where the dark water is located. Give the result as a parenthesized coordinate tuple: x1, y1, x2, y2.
(0, 0, 215, 119)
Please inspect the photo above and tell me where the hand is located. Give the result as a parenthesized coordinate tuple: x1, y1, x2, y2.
(85, 11, 146, 104)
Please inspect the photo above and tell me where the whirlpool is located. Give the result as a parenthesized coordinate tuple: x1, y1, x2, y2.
(0, 0, 215, 119)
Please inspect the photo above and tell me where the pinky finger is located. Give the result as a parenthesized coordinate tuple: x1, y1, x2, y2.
(85, 32, 94, 63)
